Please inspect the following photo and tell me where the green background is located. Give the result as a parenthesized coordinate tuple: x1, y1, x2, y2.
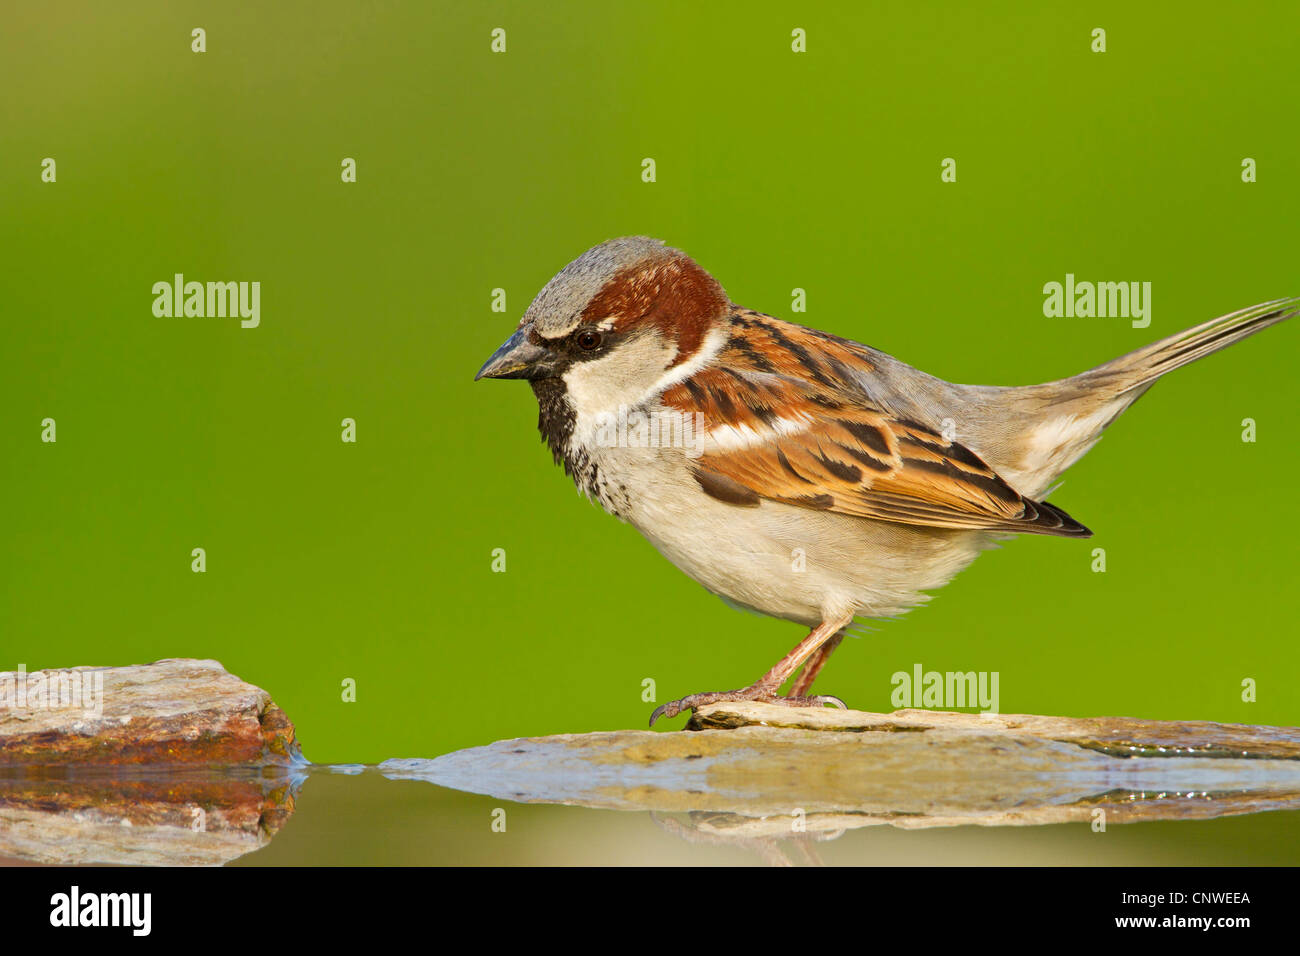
(3, 2, 1297, 764)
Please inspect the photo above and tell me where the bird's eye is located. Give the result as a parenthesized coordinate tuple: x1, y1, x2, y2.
(577, 330, 603, 351)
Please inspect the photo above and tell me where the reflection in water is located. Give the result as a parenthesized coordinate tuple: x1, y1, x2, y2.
(3, 721, 1300, 866)
(377, 725, 1300, 825)
(248, 770, 1300, 867)
(0, 768, 304, 866)
(651, 811, 847, 866)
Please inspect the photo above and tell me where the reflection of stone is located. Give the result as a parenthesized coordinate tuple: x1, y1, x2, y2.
(0, 659, 305, 865)
(0, 772, 301, 866)
(383, 701, 1300, 832)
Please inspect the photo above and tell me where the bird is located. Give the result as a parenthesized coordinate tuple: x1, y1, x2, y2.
(475, 236, 1297, 727)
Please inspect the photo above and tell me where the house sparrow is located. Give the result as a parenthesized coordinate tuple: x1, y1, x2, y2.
(476, 237, 1297, 726)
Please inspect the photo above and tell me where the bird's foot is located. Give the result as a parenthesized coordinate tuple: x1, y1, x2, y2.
(649, 685, 846, 727)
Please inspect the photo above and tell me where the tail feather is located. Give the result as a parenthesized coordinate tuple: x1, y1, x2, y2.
(1084, 296, 1300, 395)
(974, 297, 1298, 498)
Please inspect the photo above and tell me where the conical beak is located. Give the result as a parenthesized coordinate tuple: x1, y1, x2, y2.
(475, 327, 554, 381)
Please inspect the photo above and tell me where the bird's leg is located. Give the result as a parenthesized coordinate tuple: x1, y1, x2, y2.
(650, 615, 853, 726)
(789, 631, 845, 698)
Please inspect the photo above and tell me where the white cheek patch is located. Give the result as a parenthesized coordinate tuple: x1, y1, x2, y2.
(563, 335, 677, 444)
(562, 327, 740, 457)
(563, 328, 728, 441)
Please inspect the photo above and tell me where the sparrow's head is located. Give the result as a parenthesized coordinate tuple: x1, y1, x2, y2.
(475, 237, 731, 410)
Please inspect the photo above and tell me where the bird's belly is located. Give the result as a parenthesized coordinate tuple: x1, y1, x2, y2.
(609, 451, 991, 626)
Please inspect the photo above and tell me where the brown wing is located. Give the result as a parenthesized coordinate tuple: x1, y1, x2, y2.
(663, 314, 1090, 538)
